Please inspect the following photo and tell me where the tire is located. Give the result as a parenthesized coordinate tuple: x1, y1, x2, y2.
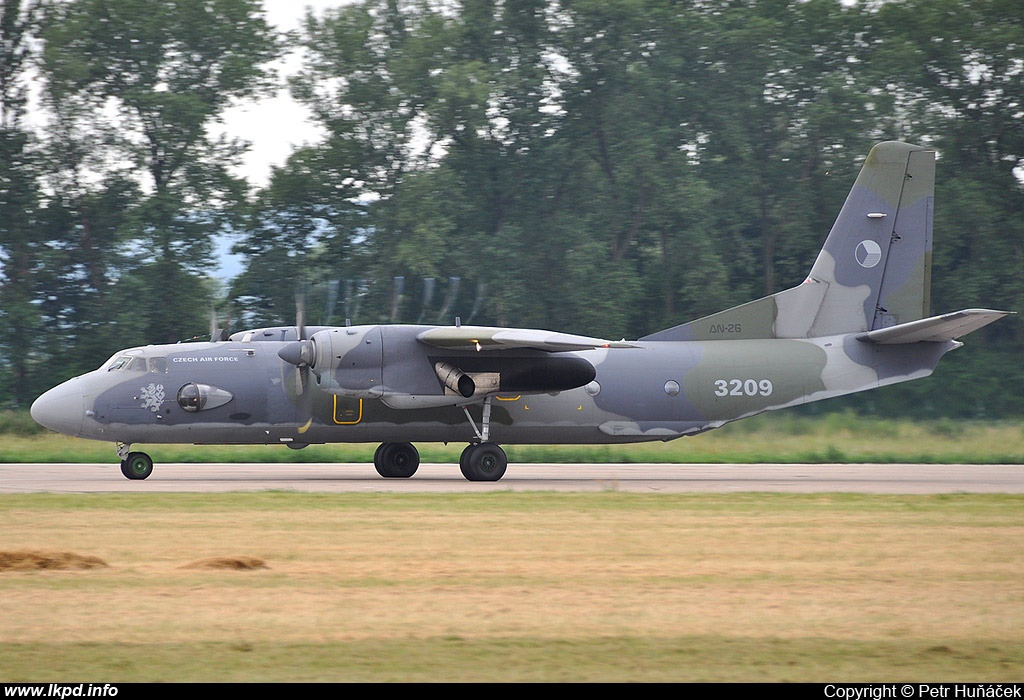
(121, 452, 154, 480)
(459, 443, 507, 482)
(373, 442, 420, 478)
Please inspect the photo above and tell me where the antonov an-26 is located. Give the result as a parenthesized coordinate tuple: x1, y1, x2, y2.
(31, 142, 1010, 481)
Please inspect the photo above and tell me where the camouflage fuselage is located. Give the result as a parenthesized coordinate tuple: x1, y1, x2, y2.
(37, 326, 954, 449)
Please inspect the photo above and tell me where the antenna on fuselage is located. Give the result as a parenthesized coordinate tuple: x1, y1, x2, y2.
(209, 310, 226, 342)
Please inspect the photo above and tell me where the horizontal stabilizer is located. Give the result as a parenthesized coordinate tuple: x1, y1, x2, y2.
(418, 326, 639, 352)
(856, 309, 1011, 344)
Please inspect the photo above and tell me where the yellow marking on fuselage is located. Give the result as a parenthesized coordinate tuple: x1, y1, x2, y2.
(333, 396, 363, 425)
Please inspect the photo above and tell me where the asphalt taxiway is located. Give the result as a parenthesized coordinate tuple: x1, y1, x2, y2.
(1, 462, 1022, 494)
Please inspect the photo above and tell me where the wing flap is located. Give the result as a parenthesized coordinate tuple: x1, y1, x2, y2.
(856, 309, 1011, 344)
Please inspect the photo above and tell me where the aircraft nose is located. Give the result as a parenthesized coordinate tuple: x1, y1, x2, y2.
(30, 378, 85, 437)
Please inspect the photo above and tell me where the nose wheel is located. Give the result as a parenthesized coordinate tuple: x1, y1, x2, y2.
(118, 446, 154, 480)
(121, 453, 154, 480)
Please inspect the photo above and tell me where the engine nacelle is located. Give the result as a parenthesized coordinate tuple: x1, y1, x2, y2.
(308, 326, 384, 398)
(283, 324, 598, 407)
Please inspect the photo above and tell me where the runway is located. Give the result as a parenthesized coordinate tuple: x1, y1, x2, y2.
(1, 462, 1022, 494)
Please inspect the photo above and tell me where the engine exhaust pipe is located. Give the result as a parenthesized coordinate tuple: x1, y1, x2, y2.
(435, 362, 476, 398)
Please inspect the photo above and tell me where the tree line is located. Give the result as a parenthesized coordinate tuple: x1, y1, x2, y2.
(1, 0, 1021, 418)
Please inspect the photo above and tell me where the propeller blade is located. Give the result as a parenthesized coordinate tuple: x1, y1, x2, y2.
(295, 290, 307, 341)
(288, 289, 313, 413)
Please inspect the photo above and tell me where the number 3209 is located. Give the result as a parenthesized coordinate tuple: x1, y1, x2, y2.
(714, 379, 774, 397)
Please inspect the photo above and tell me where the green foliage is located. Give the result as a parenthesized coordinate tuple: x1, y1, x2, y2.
(27, 0, 282, 357)
(0, 410, 45, 436)
(1, 0, 1021, 417)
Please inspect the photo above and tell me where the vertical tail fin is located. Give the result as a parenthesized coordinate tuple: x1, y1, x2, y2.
(643, 141, 934, 341)
(808, 141, 933, 334)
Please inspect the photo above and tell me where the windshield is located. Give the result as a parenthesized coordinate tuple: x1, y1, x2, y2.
(107, 355, 147, 372)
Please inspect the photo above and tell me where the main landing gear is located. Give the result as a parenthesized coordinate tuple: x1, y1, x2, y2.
(457, 395, 507, 481)
(371, 440, 507, 481)
(458, 442, 507, 481)
(116, 443, 154, 480)
(372, 397, 509, 482)
(373, 441, 421, 478)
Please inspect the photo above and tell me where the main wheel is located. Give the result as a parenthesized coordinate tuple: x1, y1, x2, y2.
(373, 442, 420, 478)
(459, 443, 507, 482)
(120, 452, 154, 480)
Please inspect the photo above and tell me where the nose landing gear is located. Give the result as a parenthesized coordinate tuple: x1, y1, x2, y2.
(117, 443, 154, 480)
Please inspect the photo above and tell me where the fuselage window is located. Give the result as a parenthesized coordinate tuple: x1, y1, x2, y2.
(176, 383, 234, 412)
(177, 383, 204, 412)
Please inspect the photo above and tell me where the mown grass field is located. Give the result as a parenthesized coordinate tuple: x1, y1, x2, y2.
(2, 413, 1022, 681)
(0, 492, 1022, 682)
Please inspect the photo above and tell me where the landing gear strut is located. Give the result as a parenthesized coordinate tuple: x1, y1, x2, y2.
(117, 443, 154, 480)
(458, 396, 508, 481)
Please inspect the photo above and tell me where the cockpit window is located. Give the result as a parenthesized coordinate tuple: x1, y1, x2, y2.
(107, 355, 147, 372)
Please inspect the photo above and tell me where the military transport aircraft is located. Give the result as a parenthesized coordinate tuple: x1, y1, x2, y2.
(31, 141, 1010, 481)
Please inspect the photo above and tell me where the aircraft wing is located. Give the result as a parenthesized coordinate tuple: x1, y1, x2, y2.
(856, 309, 1011, 344)
(417, 326, 639, 352)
